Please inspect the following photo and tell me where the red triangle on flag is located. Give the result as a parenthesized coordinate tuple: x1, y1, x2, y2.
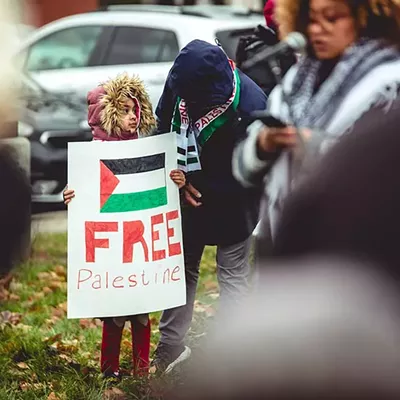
(100, 161, 120, 208)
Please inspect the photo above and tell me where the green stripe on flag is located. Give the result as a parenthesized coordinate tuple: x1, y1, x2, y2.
(100, 187, 167, 213)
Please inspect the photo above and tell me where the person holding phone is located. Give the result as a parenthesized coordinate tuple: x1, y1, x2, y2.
(233, 0, 400, 258)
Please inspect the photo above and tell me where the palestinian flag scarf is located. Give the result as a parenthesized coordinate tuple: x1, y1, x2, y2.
(171, 64, 241, 173)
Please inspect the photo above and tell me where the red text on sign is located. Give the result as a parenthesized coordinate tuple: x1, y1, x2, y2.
(84, 210, 182, 263)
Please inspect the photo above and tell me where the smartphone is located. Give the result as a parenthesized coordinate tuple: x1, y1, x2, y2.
(250, 111, 287, 128)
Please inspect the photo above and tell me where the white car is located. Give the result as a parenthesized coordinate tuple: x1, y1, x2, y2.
(16, 8, 263, 107)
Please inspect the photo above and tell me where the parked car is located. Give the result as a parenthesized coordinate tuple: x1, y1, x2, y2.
(18, 74, 91, 206)
(15, 9, 263, 107)
(104, 4, 264, 20)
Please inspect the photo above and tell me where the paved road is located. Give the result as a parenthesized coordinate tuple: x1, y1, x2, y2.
(31, 211, 67, 234)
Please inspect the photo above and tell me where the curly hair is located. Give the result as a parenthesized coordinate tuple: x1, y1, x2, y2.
(276, 0, 400, 44)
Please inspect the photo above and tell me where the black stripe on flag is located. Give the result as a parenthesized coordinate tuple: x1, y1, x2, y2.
(187, 157, 199, 165)
(178, 147, 186, 155)
(102, 153, 165, 175)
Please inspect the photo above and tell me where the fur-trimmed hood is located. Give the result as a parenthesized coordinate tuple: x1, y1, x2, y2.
(87, 74, 156, 140)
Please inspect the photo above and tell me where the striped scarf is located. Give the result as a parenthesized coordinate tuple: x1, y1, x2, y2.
(171, 67, 241, 173)
(287, 38, 400, 129)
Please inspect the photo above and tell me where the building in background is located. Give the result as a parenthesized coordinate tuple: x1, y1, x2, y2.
(26, 0, 263, 26)
(26, 0, 97, 27)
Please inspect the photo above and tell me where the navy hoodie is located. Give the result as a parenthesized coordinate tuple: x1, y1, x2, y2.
(156, 40, 267, 245)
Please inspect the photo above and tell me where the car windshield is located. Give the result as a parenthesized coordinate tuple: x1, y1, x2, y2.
(216, 28, 255, 60)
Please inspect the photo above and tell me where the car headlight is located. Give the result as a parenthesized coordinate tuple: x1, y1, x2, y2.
(18, 121, 34, 137)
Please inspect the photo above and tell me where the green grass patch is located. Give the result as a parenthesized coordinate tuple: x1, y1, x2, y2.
(0, 233, 218, 399)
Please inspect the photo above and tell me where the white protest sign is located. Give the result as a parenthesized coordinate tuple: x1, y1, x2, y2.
(67, 132, 186, 319)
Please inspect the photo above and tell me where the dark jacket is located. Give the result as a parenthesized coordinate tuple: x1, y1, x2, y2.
(236, 25, 295, 96)
(271, 101, 400, 281)
(156, 40, 267, 245)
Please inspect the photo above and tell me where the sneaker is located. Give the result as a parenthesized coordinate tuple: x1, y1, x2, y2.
(102, 370, 122, 381)
(150, 343, 191, 374)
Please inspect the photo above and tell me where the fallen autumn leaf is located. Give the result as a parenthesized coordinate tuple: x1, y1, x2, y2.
(16, 362, 29, 370)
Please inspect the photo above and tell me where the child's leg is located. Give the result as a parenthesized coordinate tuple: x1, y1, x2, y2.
(101, 319, 124, 375)
(131, 316, 151, 376)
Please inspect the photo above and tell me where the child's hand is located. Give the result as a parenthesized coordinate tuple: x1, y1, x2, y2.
(169, 169, 186, 189)
(63, 187, 75, 205)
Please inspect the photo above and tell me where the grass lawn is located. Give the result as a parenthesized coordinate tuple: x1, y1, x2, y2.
(0, 234, 218, 400)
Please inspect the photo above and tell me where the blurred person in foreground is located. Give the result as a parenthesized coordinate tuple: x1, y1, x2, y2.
(0, 3, 31, 280)
(0, 1, 20, 131)
(271, 97, 400, 278)
(167, 256, 400, 400)
(151, 39, 267, 373)
(233, 0, 400, 254)
(0, 146, 30, 279)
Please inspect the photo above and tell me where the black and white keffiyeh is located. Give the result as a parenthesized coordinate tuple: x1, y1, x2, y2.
(287, 38, 400, 129)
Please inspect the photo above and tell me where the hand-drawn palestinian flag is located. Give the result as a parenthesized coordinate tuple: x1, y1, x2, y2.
(100, 153, 167, 213)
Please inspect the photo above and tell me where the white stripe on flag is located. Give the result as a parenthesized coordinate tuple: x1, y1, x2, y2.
(113, 169, 166, 194)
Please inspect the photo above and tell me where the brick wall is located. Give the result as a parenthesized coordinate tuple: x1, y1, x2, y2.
(31, 0, 98, 26)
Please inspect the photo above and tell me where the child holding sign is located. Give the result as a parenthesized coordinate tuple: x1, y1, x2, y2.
(64, 74, 185, 378)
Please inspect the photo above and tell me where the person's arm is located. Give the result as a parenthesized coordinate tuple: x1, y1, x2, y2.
(169, 169, 186, 189)
(232, 77, 284, 188)
(233, 120, 275, 188)
(233, 66, 302, 188)
(63, 186, 75, 205)
(233, 118, 299, 188)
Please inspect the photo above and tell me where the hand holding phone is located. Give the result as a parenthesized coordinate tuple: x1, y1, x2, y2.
(251, 110, 287, 128)
(256, 124, 298, 158)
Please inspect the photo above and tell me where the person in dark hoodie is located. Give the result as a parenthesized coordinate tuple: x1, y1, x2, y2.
(151, 39, 267, 373)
